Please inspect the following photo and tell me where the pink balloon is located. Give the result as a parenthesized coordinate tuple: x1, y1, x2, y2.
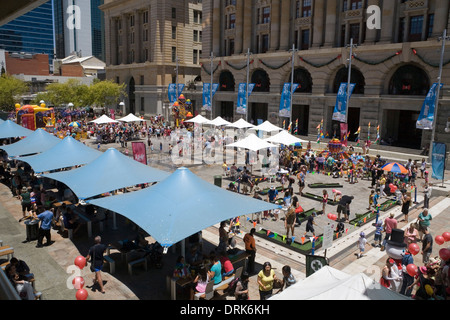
(439, 248, 450, 261)
(435, 235, 445, 246)
(443, 232, 450, 242)
(74, 256, 86, 270)
(331, 214, 337, 221)
(72, 276, 85, 290)
(406, 264, 418, 277)
(76, 288, 88, 300)
(409, 243, 420, 256)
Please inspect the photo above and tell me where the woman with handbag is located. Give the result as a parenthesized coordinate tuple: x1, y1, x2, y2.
(86, 236, 107, 294)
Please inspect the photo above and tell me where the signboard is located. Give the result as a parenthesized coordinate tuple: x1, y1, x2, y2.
(322, 222, 336, 251)
(416, 83, 443, 130)
(431, 142, 446, 181)
(202, 83, 219, 111)
(305, 254, 329, 277)
(132, 142, 147, 165)
(236, 83, 255, 115)
(279, 83, 299, 117)
(332, 83, 355, 123)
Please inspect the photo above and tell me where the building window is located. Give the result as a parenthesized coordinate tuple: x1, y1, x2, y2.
(427, 14, 434, 39)
(343, 0, 348, 12)
(294, 30, 299, 49)
(172, 26, 177, 39)
(261, 34, 269, 53)
(301, 29, 310, 50)
(256, 8, 260, 24)
(409, 15, 423, 42)
(193, 49, 198, 64)
(140, 75, 144, 85)
(129, 50, 134, 63)
(341, 24, 347, 46)
(143, 29, 148, 42)
(172, 47, 176, 62)
(229, 14, 236, 29)
(262, 7, 270, 24)
(229, 39, 235, 55)
(131, 32, 135, 44)
(130, 14, 134, 27)
(143, 11, 148, 24)
(144, 48, 149, 61)
(172, 7, 176, 19)
(398, 17, 405, 43)
(350, 0, 362, 10)
(296, 1, 300, 19)
(302, 0, 312, 17)
(194, 30, 198, 42)
(194, 10, 202, 24)
(141, 97, 145, 112)
(116, 76, 120, 84)
(349, 23, 360, 44)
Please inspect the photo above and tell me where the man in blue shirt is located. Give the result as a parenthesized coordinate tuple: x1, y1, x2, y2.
(33, 206, 54, 248)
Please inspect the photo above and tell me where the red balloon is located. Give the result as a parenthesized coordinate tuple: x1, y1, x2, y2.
(331, 214, 338, 221)
(74, 256, 86, 270)
(409, 243, 420, 256)
(439, 248, 450, 261)
(76, 288, 88, 300)
(443, 232, 450, 242)
(435, 235, 445, 246)
(406, 264, 418, 277)
(327, 213, 332, 220)
(72, 276, 85, 290)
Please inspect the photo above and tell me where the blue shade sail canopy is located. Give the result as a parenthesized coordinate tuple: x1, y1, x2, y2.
(89, 167, 281, 248)
(0, 128, 61, 157)
(17, 136, 102, 173)
(0, 120, 34, 139)
(42, 148, 170, 200)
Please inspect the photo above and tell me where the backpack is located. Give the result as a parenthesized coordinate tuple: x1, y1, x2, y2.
(226, 277, 240, 296)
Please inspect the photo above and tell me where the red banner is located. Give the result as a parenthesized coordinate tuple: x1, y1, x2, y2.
(340, 123, 348, 147)
(21, 114, 36, 131)
(110, 109, 115, 120)
(132, 142, 147, 165)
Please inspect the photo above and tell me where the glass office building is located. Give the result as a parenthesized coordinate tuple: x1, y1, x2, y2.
(0, 0, 54, 66)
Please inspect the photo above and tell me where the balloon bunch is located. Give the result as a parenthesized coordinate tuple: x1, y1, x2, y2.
(74, 256, 88, 300)
(327, 213, 337, 221)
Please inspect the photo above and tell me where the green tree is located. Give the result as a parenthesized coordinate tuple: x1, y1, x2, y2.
(88, 80, 127, 108)
(40, 79, 90, 108)
(0, 74, 28, 110)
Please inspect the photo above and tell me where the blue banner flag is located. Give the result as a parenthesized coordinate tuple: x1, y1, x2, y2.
(416, 83, 443, 130)
(431, 142, 446, 180)
(279, 83, 299, 117)
(332, 83, 355, 123)
(202, 83, 219, 111)
(236, 83, 255, 115)
(168, 84, 185, 104)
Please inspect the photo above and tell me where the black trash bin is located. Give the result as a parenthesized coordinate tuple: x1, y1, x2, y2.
(214, 175, 222, 188)
(25, 219, 39, 241)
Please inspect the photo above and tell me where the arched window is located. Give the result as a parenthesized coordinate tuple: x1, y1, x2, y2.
(219, 70, 235, 91)
(388, 64, 430, 95)
(289, 68, 313, 93)
(333, 67, 365, 94)
(251, 69, 270, 92)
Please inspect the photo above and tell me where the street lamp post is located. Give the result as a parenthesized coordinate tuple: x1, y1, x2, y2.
(428, 29, 449, 166)
(289, 44, 298, 133)
(245, 48, 252, 123)
(345, 38, 357, 124)
(210, 51, 214, 120)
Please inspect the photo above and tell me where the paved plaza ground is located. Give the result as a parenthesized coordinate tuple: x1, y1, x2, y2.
(0, 132, 449, 305)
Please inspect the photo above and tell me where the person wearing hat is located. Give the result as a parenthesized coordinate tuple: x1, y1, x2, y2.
(407, 265, 434, 300)
(18, 186, 32, 222)
(267, 186, 278, 203)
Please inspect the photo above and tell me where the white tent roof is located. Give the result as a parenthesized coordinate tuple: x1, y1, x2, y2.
(89, 114, 119, 124)
(249, 120, 282, 132)
(205, 116, 231, 127)
(226, 118, 255, 129)
(265, 130, 309, 145)
(117, 113, 145, 122)
(227, 133, 277, 152)
(269, 266, 410, 300)
(184, 114, 210, 124)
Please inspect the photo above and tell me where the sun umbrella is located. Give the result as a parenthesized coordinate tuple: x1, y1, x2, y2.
(381, 162, 409, 174)
(68, 121, 81, 127)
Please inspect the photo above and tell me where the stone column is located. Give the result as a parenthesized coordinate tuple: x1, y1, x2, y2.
(121, 14, 128, 64)
(135, 10, 142, 63)
(323, 0, 338, 47)
(235, 0, 244, 54)
(269, 0, 281, 51)
(312, 0, 325, 47)
(279, 0, 291, 50)
(432, 0, 450, 37)
(212, 0, 221, 56)
(242, 0, 252, 52)
(379, 0, 396, 43)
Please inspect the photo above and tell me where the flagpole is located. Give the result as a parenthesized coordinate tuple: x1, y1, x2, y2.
(345, 38, 354, 124)
(289, 44, 297, 133)
(245, 48, 251, 123)
(210, 51, 214, 120)
(428, 29, 448, 166)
